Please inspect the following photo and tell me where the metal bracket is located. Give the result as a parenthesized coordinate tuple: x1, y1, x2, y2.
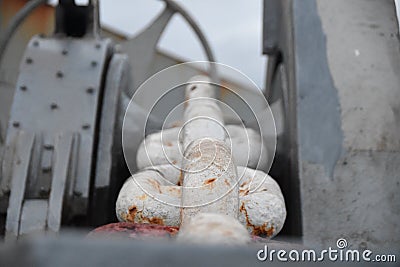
(55, 0, 100, 37)
(0, 35, 114, 239)
(91, 54, 131, 226)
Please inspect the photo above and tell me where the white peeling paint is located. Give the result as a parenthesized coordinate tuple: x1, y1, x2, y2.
(177, 213, 251, 245)
(136, 124, 268, 170)
(180, 138, 239, 225)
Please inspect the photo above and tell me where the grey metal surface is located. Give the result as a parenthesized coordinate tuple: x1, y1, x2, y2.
(296, 0, 400, 251)
(19, 200, 48, 236)
(263, 0, 282, 55)
(47, 133, 74, 233)
(0, 35, 114, 239)
(293, 0, 344, 179)
(264, 0, 400, 251)
(0, 235, 305, 267)
(0, 235, 395, 267)
(268, 62, 302, 238)
(4, 131, 34, 241)
(91, 53, 130, 225)
(264, 0, 303, 237)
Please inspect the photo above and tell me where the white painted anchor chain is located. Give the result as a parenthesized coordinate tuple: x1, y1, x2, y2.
(116, 75, 286, 244)
(136, 125, 269, 171)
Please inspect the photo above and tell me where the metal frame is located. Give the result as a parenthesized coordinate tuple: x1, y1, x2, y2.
(263, 0, 302, 237)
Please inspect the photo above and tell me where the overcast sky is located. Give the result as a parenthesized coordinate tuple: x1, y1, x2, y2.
(97, 0, 266, 88)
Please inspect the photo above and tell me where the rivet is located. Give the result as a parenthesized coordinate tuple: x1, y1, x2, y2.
(12, 121, 20, 128)
(86, 87, 94, 94)
(62, 49, 68, 55)
(20, 85, 27, 91)
(33, 41, 39, 47)
(26, 58, 33, 64)
(50, 103, 58, 110)
(56, 71, 64, 78)
(91, 61, 98, 67)
(82, 124, 90, 130)
(95, 43, 101, 49)
(73, 191, 82, 197)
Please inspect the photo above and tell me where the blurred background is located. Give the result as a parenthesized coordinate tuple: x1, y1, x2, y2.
(0, 0, 399, 261)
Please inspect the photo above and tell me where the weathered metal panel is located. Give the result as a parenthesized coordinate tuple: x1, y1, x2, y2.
(292, 0, 400, 250)
(47, 133, 74, 233)
(91, 53, 131, 225)
(4, 130, 34, 241)
(1, 34, 114, 238)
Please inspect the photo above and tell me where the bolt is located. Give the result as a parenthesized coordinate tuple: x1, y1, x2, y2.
(20, 85, 27, 91)
(43, 144, 54, 150)
(91, 61, 98, 67)
(62, 49, 68, 55)
(39, 187, 49, 196)
(50, 103, 58, 110)
(73, 191, 82, 197)
(42, 166, 51, 173)
(86, 87, 94, 94)
(26, 58, 33, 64)
(33, 41, 39, 47)
(12, 121, 20, 128)
(82, 123, 90, 130)
(95, 43, 101, 49)
(56, 71, 64, 78)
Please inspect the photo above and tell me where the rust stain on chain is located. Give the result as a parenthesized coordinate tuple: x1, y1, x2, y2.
(240, 202, 274, 237)
(137, 194, 147, 200)
(204, 178, 217, 184)
(204, 178, 217, 189)
(224, 179, 231, 187)
(125, 205, 165, 226)
(239, 188, 250, 196)
(162, 186, 181, 197)
(147, 179, 162, 193)
(164, 141, 173, 147)
(177, 170, 183, 186)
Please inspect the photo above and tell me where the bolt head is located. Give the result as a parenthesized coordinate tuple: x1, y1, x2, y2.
(42, 166, 51, 173)
(43, 144, 54, 150)
(82, 124, 90, 130)
(50, 103, 58, 110)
